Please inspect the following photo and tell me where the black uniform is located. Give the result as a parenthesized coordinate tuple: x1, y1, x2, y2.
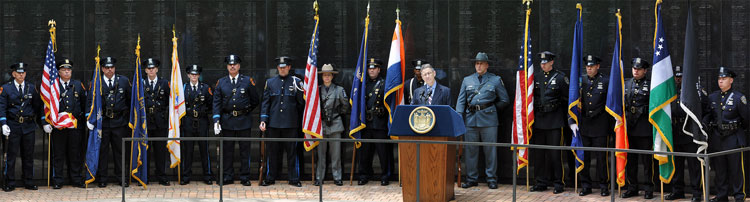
(623, 76, 656, 194)
(358, 67, 393, 185)
(181, 80, 213, 184)
(51, 76, 87, 187)
(577, 72, 613, 191)
(144, 77, 169, 183)
(88, 70, 131, 186)
(531, 66, 569, 191)
(0, 65, 43, 190)
(213, 73, 260, 183)
(260, 73, 305, 184)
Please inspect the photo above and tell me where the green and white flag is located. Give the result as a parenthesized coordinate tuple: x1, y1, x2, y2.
(649, 0, 677, 183)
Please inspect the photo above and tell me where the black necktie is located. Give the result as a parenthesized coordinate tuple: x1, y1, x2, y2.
(193, 85, 197, 92)
(63, 82, 68, 91)
(232, 78, 236, 85)
(478, 75, 483, 83)
(150, 81, 155, 89)
(18, 84, 23, 95)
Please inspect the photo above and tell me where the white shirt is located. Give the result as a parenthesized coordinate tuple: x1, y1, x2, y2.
(13, 80, 24, 93)
(148, 77, 158, 89)
(104, 75, 115, 87)
(229, 74, 239, 84)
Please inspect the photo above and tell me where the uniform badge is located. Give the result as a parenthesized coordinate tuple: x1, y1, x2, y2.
(25, 94, 32, 99)
(550, 79, 557, 85)
(642, 87, 648, 92)
(232, 88, 237, 93)
(564, 77, 570, 84)
(74, 92, 79, 97)
(200, 96, 205, 101)
(742, 96, 747, 105)
(119, 88, 124, 93)
(160, 89, 165, 95)
(728, 98, 734, 106)
(240, 88, 245, 94)
(597, 83, 603, 90)
(146, 87, 150, 92)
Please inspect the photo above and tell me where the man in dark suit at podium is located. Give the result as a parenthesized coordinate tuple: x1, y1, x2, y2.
(411, 65, 450, 106)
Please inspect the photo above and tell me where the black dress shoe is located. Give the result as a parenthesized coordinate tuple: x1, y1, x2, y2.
(358, 179, 369, 185)
(25, 185, 38, 190)
(289, 181, 302, 187)
(241, 180, 252, 186)
(159, 181, 170, 186)
(180, 181, 189, 185)
(53, 184, 62, 189)
(460, 182, 478, 188)
(709, 197, 728, 202)
(3, 185, 14, 192)
(692, 196, 703, 202)
(734, 197, 745, 202)
(222, 180, 233, 185)
(260, 180, 274, 186)
(488, 182, 498, 189)
(644, 191, 654, 199)
(579, 188, 592, 196)
(334, 180, 343, 186)
(665, 192, 685, 200)
(203, 179, 213, 185)
(621, 190, 638, 198)
(601, 189, 611, 196)
(529, 185, 547, 192)
(313, 180, 322, 186)
(98, 182, 107, 188)
(553, 187, 564, 194)
(381, 180, 389, 186)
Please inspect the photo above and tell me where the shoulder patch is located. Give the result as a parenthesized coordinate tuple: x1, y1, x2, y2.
(0, 87, 3, 95)
(250, 78, 256, 86)
(742, 95, 747, 105)
(208, 87, 213, 95)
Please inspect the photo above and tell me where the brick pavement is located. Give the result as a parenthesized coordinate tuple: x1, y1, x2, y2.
(0, 181, 707, 202)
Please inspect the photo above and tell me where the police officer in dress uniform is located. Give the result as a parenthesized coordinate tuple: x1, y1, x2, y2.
(529, 51, 570, 194)
(621, 57, 655, 199)
(142, 58, 171, 186)
(87, 56, 131, 188)
(704, 67, 747, 202)
(666, 66, 707, 202)
(403, 59, 427, 105)
(259, 56, 305, 187)
(180, 65, 214, 185)
(573, 55, 613, 196)
(0, 63, 42, 192)
(456, 52, 510, 189)
(212, 54, 260, 186)
(357, 58, 394, 186)
(46, 59, 87, 189)
(314, 64, 348, 187)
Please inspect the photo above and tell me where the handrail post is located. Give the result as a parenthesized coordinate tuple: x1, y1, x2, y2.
(219, 138, 224, 202)
(704, 156, 710, 202)
(610, 150, 615, 202)
(512, 145, 517, 202)
(416, 143, 420, 202)
(122, 138, 126, 202)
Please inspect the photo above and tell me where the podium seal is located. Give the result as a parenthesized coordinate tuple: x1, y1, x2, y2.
(409, 106, 436, 134)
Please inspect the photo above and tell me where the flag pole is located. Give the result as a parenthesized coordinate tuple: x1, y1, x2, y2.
(46, 19, 57, 188)
(661, 181, 664, 202)
(523, 0, 532, 192)
(349, 148, 356, 185)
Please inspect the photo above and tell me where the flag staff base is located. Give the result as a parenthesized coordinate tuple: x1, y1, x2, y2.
(47, 132, 51, 188)
(574, 173, 578, 193)
(661, 181, 664, 202)
(526, 166, 529, 191)
(311, 151, 315, 183)
(349, 146, 357, 186)
(177, 164, 181, 185)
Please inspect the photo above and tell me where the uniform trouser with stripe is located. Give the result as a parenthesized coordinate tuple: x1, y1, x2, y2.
(181, 122, 212, 182)
(222, 129, 252, 182)
(316, 132, 342, 181)
(4, 125, 35, 187)
(52, 128, 84, 185)
(532, 128, 563, 189)
(97, 126, 129, 184)
(265, 127, 300, 182)
(625, 135, 655, 192)
(713, 135, 744, 200)
(463, 126, 498, 183)
(149, 128, 169, 182)
(358, 129, 393, 181)
(580, 135, 609, 189)
(671, 142, 702, 197)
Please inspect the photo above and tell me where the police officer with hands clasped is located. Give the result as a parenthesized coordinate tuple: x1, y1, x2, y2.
(180, 64, 214, 185)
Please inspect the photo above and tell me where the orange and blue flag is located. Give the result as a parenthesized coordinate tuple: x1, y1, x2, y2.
(605, 10, 628, 188)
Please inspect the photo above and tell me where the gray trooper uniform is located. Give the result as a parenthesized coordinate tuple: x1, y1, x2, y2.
(455, 52, 510, 187)
(315, 65, 349, 185)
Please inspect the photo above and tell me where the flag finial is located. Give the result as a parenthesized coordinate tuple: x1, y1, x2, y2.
(48, 19, 57, 52)
(136, 34, 141, 57)
(96, 45, 101, 63)
(367, 1, 370, 15)
(523, 0, 532, 9)
(396, 6, 400, 20)
(314, 0, 319, 15)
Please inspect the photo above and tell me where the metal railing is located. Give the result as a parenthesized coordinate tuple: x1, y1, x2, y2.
(119, 136, 750, 202)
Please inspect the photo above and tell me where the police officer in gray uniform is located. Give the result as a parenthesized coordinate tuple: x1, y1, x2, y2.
(47, 59, 87, 189)
(314, 64, 349, 187)
(1, 62, 42, 191)
(357, 58, 394, 186)
(212, 54, 260, 186)
(180, 65, 214, 185)
(704, 67, 747, 202)
(574, 55, 612, 196)
(259, 56, 305, 187)
(621, 57, 655, 199)
(403, 59, 427, 105)
(456, 52, 510, 189)
(529, 51, 569, 194)
(142, 58, 171, 186)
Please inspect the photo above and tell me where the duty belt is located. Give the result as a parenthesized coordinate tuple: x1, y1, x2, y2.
(225, 109, 249, 117)
(147, 107, 163, 114)
(718, 122, 740, 131)
(628, 106, 643, 114)
(13, 116, 32, 124)
(105, 108, 122, 119)
(673, 117, 686, 125)
(539, 102, 559, 112)
(468, 103, 494, 113)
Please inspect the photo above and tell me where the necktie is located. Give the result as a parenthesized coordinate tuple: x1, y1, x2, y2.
(63, 82, 68, 91)
(18, 84, 23, 95)
(193, 85, 197, 92)
(108, 79, 112, 88)
(427, 87, 433, 105)
(478, 75, 483, 83)
(150, 81, 155, 89)
(232, 78, 236, 85)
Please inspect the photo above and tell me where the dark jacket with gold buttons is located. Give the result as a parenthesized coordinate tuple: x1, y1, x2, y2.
(183, 82, 212, 130)
(58, 79, 87, 125)
(704, 88, 749, 149)
(144, 78, 169, 130)
(576, 73, 612, 137)
(212, 74, 260, 131)
(0, 81, 43, 134)
(624, 77, 650, 137)
(260, 75, 305, 129)
(365, 77, 387, 130)
(89, 74, 131, 129)
(533, 69, 569, 129)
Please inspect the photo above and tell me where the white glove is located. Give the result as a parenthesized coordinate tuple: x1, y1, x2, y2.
(214, 122, 222, 135)
(43, 124, 53, 134)
(259, 122, 266, 132)
(569, 124, 579, 135)
(2, 125, 10, 136)
(87, 122, 94, 130)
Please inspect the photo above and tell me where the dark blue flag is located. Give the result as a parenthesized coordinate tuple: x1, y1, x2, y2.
(84, 46, 103, 186)
(348, 14, 370, 148)
(568, 4, 584, 174)
(129, 39, 148, 187)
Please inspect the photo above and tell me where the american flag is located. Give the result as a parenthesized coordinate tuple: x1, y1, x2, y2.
(41, 36, 75, 129)
(511, 7, 534, 172)
(302, 14, 323, 151)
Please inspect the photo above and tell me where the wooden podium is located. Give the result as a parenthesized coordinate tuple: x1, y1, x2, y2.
(389, 105, 466, 202)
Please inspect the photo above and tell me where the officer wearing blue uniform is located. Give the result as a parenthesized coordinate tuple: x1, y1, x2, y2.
(704, 67, 747, 202)
(667, 66, 707, 201)
(47, 59, 87, 189)
(622, 57, 655, 199)
(180, 65, 214, 185)
(455, 52, 510, 189)
(403, 59, 427, 105)
(212, 54, 260, 186)
(0, 62, 42, 192)
(142, 58, 171, 186)
(356, 58, 394, 186)
(530, 51, 570, 194)
(86, 56, 131, 188)
(259, 56, 305, 187)
(574, 55, 612, 196)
